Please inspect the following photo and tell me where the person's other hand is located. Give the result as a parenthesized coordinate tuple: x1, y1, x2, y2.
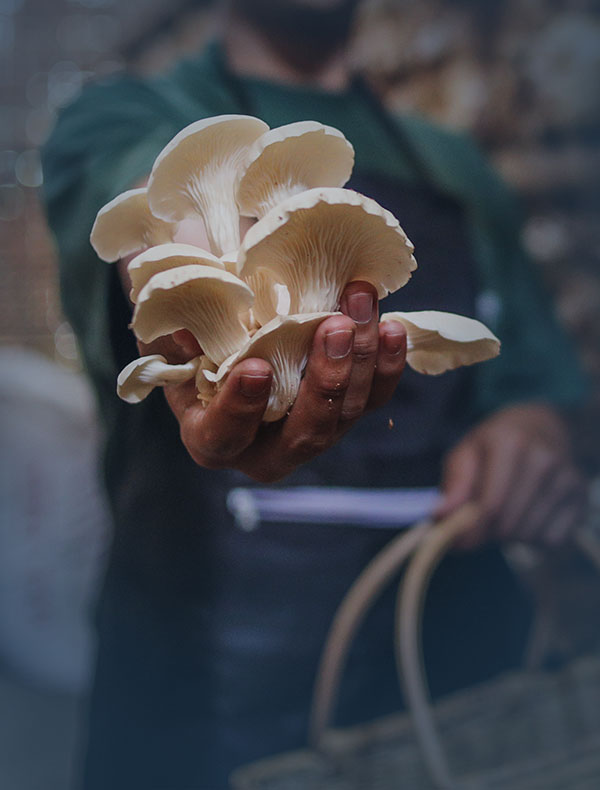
(435, 404, 588, 549)
(137, 281, 407, 482)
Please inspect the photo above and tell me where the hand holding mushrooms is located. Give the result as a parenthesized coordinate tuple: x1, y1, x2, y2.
(91, 114, 501, 482)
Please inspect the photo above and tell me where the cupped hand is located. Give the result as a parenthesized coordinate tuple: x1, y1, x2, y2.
(435, 404, 588, 549)
(137, 281, 407, 482)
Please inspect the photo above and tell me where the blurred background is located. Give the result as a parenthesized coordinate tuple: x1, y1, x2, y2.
(0, 0, 599, 787)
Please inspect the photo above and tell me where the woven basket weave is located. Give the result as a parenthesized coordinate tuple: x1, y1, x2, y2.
(231, 505, 600, 790)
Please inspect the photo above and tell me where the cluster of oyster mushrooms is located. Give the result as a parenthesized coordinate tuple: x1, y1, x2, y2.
(90, 114, 500, 422)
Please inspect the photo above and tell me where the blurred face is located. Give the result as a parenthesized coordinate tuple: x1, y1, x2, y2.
(228, 0, 361, 70)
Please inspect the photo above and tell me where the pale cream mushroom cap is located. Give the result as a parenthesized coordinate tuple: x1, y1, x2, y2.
(237, 187, 416, 315)
(131, 264, 254, 365)
(90, 188, 176, 262)
(237, 121, 355, 219)
(380, 310, 500, 375)
(127, 243, 224, 303)
(210, 313, 338, 422)
(117, 354, 200, 404)
(147, 115, 269, 257)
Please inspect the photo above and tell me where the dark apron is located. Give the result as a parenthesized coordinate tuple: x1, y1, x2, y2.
(82, 174, 532, 790)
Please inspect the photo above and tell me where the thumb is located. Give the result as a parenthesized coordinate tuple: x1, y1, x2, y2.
(435, 437, 481, 519)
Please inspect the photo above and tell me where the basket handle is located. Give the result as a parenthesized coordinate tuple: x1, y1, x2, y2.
(308, 504, 481, 749)
(395, 503, 481, 789)
(309, 501, 600, 787)
(396, 508, 600, 790)
(307, 519, 432, 747)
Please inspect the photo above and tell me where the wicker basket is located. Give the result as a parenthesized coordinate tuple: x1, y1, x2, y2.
(231, 505, 600, 790)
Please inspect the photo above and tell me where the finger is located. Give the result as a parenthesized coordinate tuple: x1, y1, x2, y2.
(171, 357, 273, 468)
(364, 321, 407, 413)
(253, 315, 355, 478)
(475, 431, 526, 539)
(137, 330, 201, 365)
(172, 330, 202, 358)
(339, 281, 379, 420)
(523, 467, 587, 546)
(544, 490, 588, 548)
(436, 439, 484, 550)
(494, 444, 559, 542)
(436, 439, 481, 518)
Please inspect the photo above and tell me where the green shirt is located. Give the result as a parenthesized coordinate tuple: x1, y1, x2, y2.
(42, 41, 585, 431)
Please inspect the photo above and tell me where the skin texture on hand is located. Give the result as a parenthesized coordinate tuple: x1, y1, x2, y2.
(435, 404, 588, 549)
(135, 280, 407, 483)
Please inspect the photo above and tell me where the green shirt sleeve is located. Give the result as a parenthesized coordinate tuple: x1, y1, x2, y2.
(41, 76, 197, 419)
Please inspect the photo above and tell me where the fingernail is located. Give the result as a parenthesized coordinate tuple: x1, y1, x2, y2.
(382, 329, 406, 355)
(325, 329, 354, 359)
(240, 373, 271, 397)
(346, 292, 374, 324)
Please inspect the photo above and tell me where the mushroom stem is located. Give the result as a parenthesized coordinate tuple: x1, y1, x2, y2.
(187, 172, 240, 257)
(147, 115, 269, 258)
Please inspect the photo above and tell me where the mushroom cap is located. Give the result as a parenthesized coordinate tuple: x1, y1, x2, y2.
(212, 312, 337, 422)
(131, 264, 254, 365)
(90, 188, 176, 262)
(237, 121, 355, 218)
(237, 187, 416, 315)
(127, 243, 224, 303)
(380, 310, 500, 375)
(147, 115, 269, 256)
(117, 354, 199, 403)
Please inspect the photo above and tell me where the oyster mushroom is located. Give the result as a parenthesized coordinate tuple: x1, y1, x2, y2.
(90, 187, 176, 262)
(147, 114, 269, 257)
(127, 243, 224, 303)
(117, 354, 200, 404)
(380, 311, 500, 375)
(131, 264, 254, 365)
(237, 121, 354, 219)
(237, 187, 416, 316)
(195, 355, 219, 407)
(206, 313, 338, 421)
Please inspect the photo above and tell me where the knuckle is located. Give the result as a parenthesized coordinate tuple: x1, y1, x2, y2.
(352, 339, 378, 364)
(247, 467, 282, 484)
(531, 445, 557, 475)
(341, 394, 367, 421)
(288, 433, 330, 461)
(481, 499, 501, 524)
(186, 446, 226, 470)
(196, 429, 241, 465)
(314, 377, 349, 402)
(341, 406, 364, 422)
(504, 430, 527, 455)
